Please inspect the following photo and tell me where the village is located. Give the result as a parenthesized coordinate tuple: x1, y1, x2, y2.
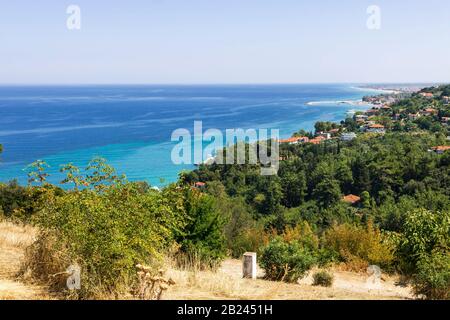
(275, 87, 450, 206)
(279, 89, 450, 152)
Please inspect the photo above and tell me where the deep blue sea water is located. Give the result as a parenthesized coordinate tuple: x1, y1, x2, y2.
(0, 84, 375, 187)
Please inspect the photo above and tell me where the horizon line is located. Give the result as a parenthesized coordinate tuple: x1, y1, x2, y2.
(0, 82, 446, 87)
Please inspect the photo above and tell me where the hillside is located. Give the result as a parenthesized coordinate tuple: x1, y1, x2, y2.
(0, 85, 448, 300)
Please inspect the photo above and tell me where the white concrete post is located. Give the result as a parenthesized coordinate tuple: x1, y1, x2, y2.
(243, 252, 257, 280)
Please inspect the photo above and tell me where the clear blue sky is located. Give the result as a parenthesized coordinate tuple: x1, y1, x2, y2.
(1, 0, 449, 84)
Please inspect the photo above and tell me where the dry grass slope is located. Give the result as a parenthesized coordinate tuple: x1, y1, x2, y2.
(0, 221, 414, 300)
(0, 221, 52, 300)
(164, 260, 414, 300)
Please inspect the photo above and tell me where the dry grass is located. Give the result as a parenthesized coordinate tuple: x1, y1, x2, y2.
(0, 220, 415, 300)
(0, 221, 37, 279)
(163, 259, 414, 300)
(0, 220, 36, 249)
(0, 220, 53, 300)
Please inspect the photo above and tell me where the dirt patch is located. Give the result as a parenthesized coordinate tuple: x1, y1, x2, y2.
(164, 259, 414, 300)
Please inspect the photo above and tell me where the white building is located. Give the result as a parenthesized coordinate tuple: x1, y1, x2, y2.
(341, 132, 357, 141)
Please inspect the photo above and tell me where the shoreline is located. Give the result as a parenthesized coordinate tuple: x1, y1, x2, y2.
(306, 85, 391, 107)
(306, 99, 373, 107)
(351, 86, 402, 95)
(0, 85, 381, 187)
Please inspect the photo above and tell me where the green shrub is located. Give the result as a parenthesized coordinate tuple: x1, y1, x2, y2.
(312, 270, 334, 287)
(21, 159, 188, 299)
(175, 189, 227, 269)
(394, 209, 449, 274)
(389, 209, 450, 299)
(0, 181, 50, 220)
(230, 223, 269, 259)
(220, 196, 257, 258)
(412, 251, 450, 300)
(259, 238, 316, 283)
(29, 183, 184, 298)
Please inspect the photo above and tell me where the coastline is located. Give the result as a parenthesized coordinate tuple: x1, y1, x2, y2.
(306, 99, 372, 107)
(0, 85, 384, 187)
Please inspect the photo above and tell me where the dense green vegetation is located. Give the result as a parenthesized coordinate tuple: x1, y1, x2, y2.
(0, 85, 449, 299)
(182, 85, 450, 298)
(1, 158, 228, 298)
(186, 132, 449, 232)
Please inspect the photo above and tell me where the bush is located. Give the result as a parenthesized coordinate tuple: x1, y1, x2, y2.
(230, 224, 270, 258)
(394, 209, 449, 274)
(259, 238, 317, 283)
(175, 190, 227, 269)
(393, 209, 450, 299)
(322, 220, 394, 271)
(412, 251, 450, 300)
(0, 181, 50, 220)
(312, 270, 334, 287)
(281, 221, 319, 251)
(220, 196, 258, 258)
(26, 182, 185, 299)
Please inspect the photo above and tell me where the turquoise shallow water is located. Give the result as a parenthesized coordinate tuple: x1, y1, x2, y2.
(0, 84, 373, 187)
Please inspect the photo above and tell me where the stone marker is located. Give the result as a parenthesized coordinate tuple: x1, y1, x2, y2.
(243, 252, 257, 279)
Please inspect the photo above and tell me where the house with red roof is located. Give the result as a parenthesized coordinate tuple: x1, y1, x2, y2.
(420, 92, 434, 98)
(429, 146, 450, 154)
(421, 108, 438, 116)
(194, 182, 206, 189)
(279, 136, 309, 145)
(342, 194, 361, 205)
(308, 138, 322, 145)
(366, 124, 386, 134)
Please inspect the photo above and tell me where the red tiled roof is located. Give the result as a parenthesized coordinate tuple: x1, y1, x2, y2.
(194, 182, 206, 187)
(279, 136, 309, 144)
(369, 124, 385, 129)
(342, 194, 361, 204)
(431, 146, 450, 152)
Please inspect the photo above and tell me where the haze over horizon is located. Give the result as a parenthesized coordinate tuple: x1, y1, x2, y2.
(1, 0, 450, 84)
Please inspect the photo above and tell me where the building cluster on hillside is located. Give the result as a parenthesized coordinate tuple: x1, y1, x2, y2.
(354, 91, 450, 132)
(279, 129, 342, 146)
(280, 89, 449, 154)
(363, 95, 400, 106)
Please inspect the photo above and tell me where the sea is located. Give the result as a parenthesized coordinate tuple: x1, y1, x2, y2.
(0, 84, 377, 187)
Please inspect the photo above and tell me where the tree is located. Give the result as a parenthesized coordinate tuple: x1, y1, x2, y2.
(313, 178, 341, 208)
(360, 191, 371, 208)
(177, 190, 227, 268)
(281, 171, 307, 208)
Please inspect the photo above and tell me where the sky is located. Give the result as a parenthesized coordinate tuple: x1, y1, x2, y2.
(0, 0, 449, 84)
